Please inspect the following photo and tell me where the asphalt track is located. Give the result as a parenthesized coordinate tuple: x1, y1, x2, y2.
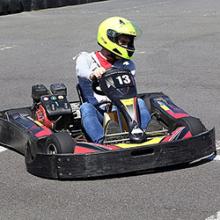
(0, 0, 220, 219)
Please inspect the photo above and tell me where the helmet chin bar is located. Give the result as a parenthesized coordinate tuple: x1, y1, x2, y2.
(99, 48, 118, 61)
(108, 51, 118, 59)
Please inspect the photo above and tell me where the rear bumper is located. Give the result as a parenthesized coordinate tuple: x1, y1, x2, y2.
(26, 128, 216, 179)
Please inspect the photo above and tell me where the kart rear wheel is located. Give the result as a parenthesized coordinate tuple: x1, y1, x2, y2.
(44, 132, 75, 154)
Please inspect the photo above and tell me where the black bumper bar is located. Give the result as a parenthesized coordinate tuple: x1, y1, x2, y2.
(25, 128, 216, 179)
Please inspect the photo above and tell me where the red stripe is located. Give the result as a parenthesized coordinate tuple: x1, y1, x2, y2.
(95, 144, 121, 151)
(74, 146, 97, 154)
(162, 135, 173, 142)
(95, 51, 113, 69)
(35, 126, 52, 138)
(183, 131, 192, 139)
(166, 110, 189, 119)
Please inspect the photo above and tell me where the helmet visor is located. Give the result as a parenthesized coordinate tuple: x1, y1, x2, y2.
(117, 34, 135, 50)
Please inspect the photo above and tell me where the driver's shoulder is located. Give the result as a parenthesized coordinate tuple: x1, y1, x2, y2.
(113, 59, 136, 72)
(74, 51, 96, 65)
(76, 51, 94, 59)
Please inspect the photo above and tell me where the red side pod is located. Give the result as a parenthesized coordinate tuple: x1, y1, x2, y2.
(7, 112, 52, 139)
(33, 125, 52, 138)
(152, 96, 190, 120)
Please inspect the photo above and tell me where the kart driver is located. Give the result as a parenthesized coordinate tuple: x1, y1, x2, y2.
(75, 16, 151, 143)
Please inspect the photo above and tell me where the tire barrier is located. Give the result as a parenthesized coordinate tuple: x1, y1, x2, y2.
(0, 0, 106, 15)
(0, 0, 24, 15)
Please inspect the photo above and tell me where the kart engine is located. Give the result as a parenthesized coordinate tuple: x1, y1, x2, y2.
(32, 83, 73, 130)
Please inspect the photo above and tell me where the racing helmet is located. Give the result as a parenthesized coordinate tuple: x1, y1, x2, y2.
(97, 16, 141, 60)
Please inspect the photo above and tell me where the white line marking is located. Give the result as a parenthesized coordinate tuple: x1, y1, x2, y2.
(205, 211, 220, 220)
(136, 51, 146, 54)
(0, 146, 7, 153)
(216, 140, 220, 150)
(190, 152, 215, 164)
(214, 155, 220, 161)
(0, 47, 12, 51)
(0, 44, 15, 51)
(0, 45, 15, 51)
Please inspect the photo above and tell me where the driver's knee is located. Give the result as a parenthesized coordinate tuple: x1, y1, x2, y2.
(80, 102, 97, 117)
(137, 98, 151, 129)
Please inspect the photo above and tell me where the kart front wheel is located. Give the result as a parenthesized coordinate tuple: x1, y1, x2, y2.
(171, 116, 206, 136)
(44, 132, 75, 154)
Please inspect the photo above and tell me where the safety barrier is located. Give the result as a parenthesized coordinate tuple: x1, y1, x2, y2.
(0, 0, 106, 15)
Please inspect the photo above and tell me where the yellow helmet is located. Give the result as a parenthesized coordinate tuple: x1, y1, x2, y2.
(97, 16, 140, 60)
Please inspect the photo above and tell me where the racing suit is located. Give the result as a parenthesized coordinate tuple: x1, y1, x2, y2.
(75, 51, 151, 143)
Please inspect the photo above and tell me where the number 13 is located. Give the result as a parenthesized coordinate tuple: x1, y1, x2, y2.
(116, 75, 131, 85)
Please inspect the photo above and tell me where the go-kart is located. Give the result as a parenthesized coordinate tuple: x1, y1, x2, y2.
(0, 68, 216, 179)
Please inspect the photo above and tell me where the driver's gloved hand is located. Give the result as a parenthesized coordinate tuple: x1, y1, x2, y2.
(90, 67, 106, 80)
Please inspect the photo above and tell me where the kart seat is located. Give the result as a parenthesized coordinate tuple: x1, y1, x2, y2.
(76, 83, 85, 104)
(76, 78, 100, 105)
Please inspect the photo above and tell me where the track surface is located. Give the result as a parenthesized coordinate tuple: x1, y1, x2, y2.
(0, 0, 220, 219)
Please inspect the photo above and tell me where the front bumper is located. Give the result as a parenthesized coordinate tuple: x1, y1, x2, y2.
(26, 128, 216, 179)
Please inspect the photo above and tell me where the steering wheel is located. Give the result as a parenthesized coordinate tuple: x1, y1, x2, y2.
(92, 78, 105, 96)
(91, 76, 112, 111)
(91, 67, 119, 95)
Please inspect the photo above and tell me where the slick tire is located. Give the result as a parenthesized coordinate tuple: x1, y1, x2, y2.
(171, 117, 206, 136)
(44, 132, 75, 154)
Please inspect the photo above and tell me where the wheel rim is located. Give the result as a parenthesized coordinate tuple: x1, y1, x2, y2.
(47, 143, 58, 155)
